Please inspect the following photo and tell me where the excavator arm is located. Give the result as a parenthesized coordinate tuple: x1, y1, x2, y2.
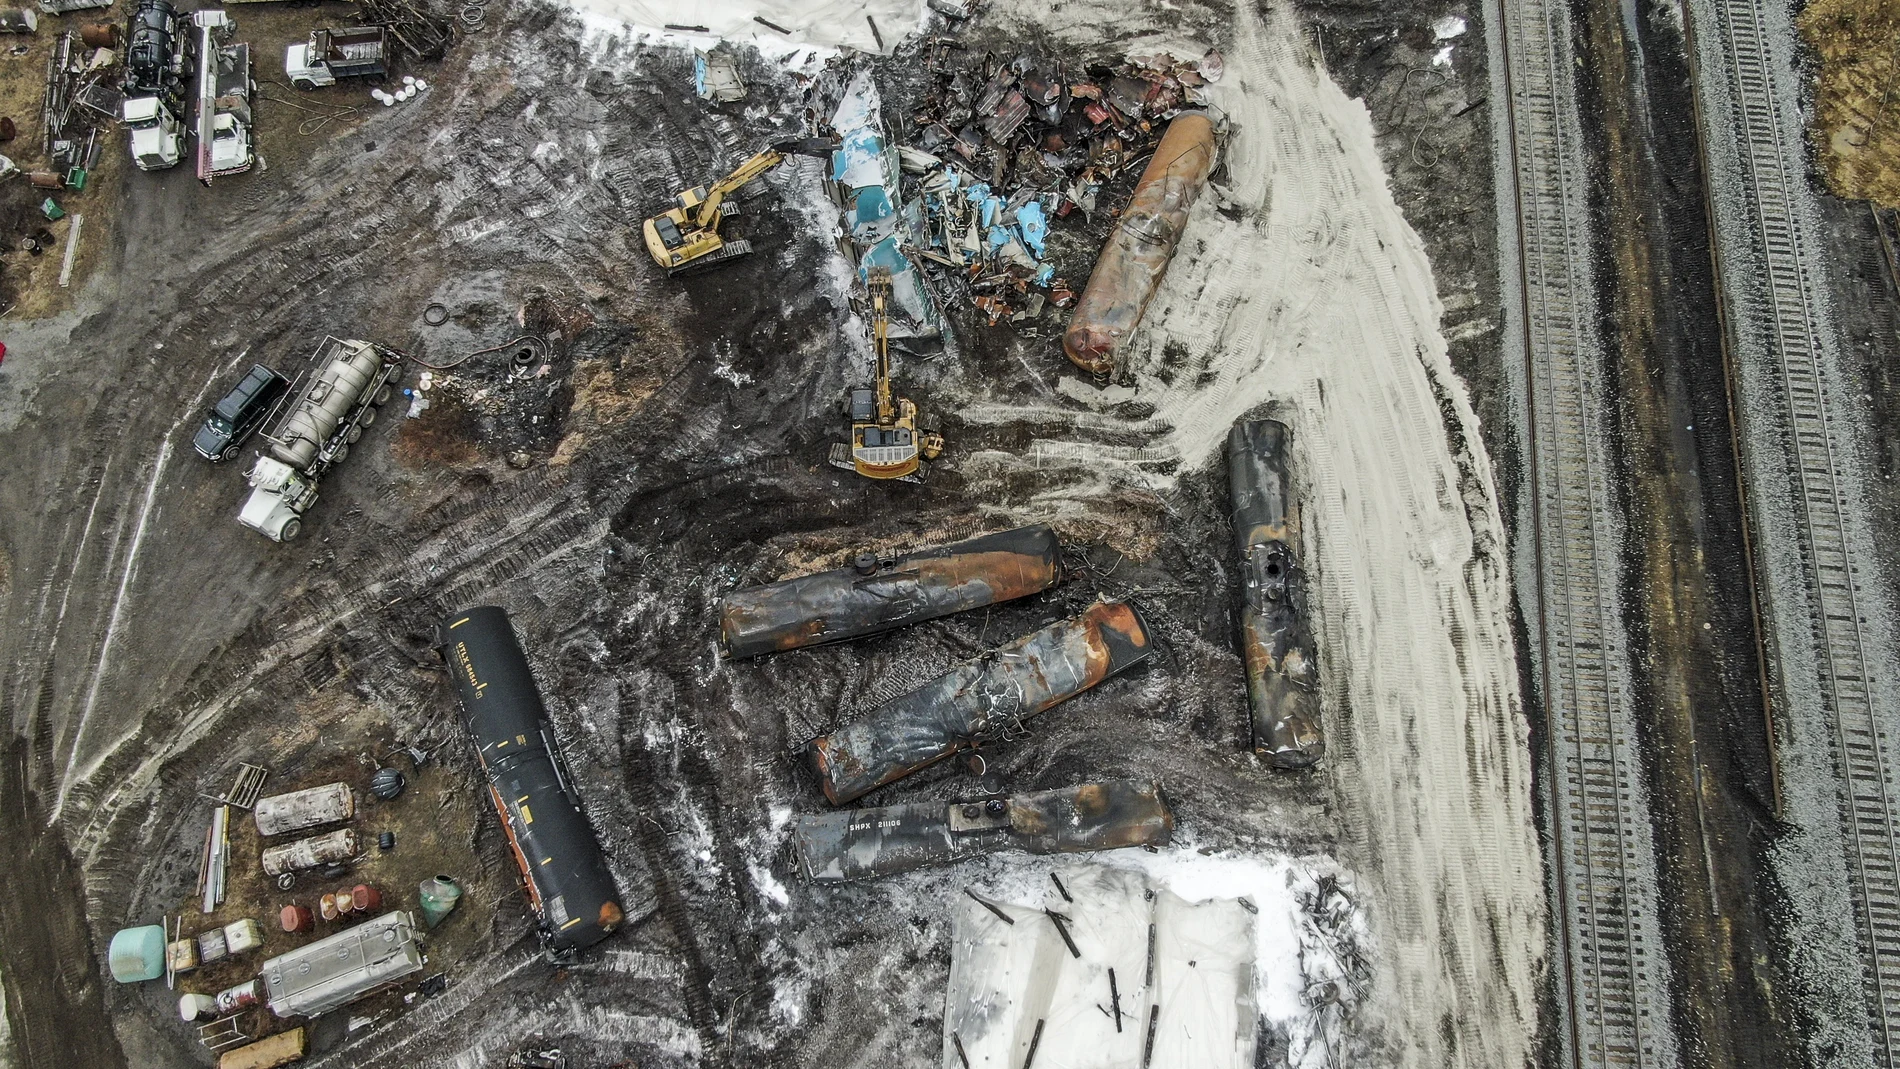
(868, 276, 895, 425)
(690, 148, 786, 229)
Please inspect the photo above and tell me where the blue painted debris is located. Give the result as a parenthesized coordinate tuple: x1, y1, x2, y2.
(824, 72, 940, 337)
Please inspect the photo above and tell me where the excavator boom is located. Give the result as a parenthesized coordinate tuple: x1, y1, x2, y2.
(690, 148, 786, 229)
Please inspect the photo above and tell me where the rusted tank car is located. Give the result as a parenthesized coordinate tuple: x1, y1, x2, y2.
(253, 782, 354, 837)
(1063, 112, 1218, 376)
(437, 605, 625, 960)
(718, 525, 1062, 659)
(261, 828, 358, 876)
(794, 779, 1173, 882)
(808, 599, 1154, 804)
(1229, 419, 1323, 768)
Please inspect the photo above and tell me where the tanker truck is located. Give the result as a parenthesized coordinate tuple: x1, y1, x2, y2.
(238, 337, 400, 542)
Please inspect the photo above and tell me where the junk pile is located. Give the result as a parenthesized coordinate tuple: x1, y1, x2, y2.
(893, 46, 1223, 328)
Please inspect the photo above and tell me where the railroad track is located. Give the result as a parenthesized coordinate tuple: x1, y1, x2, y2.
(1693, 0, 1900, 1059)
(1492, 0, 1676, 1063)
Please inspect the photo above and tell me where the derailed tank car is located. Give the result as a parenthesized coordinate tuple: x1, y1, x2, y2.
(437, 606, 624, 959)
(1229, 419, 1323, 768)
(719, 524, 1062, 659)
(808, 599, 1155, 804)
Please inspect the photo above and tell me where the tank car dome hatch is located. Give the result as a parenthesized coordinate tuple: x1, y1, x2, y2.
(370, 767, 406, 800)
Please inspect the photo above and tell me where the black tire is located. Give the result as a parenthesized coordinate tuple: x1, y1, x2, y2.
(293, 78, 317, 92)
(280, 518, 302, 541)
(220, 444, 239, 463)
(347, 425, 363, 444)
(332, 443, 349, 463)
(359, 407, 377, 427)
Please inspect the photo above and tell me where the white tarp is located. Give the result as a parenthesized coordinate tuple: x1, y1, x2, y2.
(944, 864, 1255, 1069)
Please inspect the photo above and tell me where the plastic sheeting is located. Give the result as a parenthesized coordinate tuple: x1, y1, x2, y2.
(943, 864, 1255, 1068)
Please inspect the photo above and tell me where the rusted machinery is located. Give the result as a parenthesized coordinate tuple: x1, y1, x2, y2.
(1063, 112, 1217, 376)
(1229, 419, 1323, 768)
(793, 780, 1173, 882)
(718, 525, 1062, 659)
(807, 599, 1154, 804)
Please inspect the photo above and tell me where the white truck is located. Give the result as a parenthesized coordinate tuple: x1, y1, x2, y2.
(123, 96, 184, 171)
(239, 338, 400, 542)
(285, 26, 389, 91)
(194, 11, 255, 183)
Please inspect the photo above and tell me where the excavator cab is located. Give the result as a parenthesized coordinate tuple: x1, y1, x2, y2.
(829, 277, 945, 482)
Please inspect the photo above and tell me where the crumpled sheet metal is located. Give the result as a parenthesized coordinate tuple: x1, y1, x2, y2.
(1063, 111, 1217, 375)
(1228, 419, 1323, 768)
(808, 599, 1154, 804)
(793, 780, 1173, 882)
(719, 525, 1061, 659)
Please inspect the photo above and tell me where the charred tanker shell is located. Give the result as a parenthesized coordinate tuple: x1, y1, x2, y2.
(793, 780, 1174, 882)
(1229, 420, 1324, 768)
(437, 606, 626, 959)
(718, 525, 1062, 659)
(808, 599, 1154, 804)
(1063, 112, 1218, 376)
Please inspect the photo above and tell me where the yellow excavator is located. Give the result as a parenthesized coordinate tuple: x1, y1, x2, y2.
(643, 147, 786, 273)
(829, 275, 944, 482)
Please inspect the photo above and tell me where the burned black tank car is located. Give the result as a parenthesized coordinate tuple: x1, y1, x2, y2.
(437, 605, 624, 958)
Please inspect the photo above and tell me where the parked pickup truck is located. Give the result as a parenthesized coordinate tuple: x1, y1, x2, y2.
(285, 26, 387, 90)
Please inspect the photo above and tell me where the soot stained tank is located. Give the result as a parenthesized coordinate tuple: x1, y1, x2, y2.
(122, 0, 183, 99)
(807, 599, 1154, 804)
(437, 606, 624, 959)
(272, 339, 387, 471)
(718, 524, 1062, 659)
(1229, 419, 1323, 768)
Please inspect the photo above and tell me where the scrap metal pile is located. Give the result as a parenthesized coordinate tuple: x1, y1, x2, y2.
(894, 44, 1224, 327)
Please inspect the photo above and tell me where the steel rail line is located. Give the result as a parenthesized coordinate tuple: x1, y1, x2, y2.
(1492, 0, 1675, 1062)
(1695, 0, 1900, 1059)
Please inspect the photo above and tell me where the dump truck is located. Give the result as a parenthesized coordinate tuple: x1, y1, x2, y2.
(194, 11, 254, 183)
(285, 25, 388, 90)
(238, 338, 399, 542)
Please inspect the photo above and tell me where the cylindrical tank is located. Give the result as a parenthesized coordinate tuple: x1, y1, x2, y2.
(808, 599, 1155, 804)
(80, 22, 119, 47)
(718, 525, 1063, 659)
(352, 884, 383, 913)
(108, 925, 166, 983)
(418, 876, 462, 929)
(271, 339, 385, 470)
(262, 828, 359, 876)
(254, 782, 356, 837)
(179, 993, 217, 1021)
(1228, 420, 1323, 769)
(319, 893, 338, 921)
(217, 979, 263, 1014)
(1063, 112, 1218, 376)
(279, 904, 313, 933)
(335, 889, 355, 914)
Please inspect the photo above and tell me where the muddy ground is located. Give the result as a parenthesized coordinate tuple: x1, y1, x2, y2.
(0, 0, 1832, 1064)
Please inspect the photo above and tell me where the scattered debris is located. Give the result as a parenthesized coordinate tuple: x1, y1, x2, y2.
(694, 46, 745, 103)
(218, 763, 271, 809)
(199, 804, 231, 913)
(794, 780, 1173, 881)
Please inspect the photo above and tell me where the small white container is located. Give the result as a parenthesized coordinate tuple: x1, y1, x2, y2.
(402, 75, 416, 85)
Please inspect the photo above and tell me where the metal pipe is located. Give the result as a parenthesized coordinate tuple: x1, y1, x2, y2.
(1228, 419, 1323, 768)
(719, 525, 1062, 659)
(1063, 112, 1218, 376)
(808, 599, 1154, 804)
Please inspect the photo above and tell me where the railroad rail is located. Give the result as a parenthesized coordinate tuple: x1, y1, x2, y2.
(1491, 0, 1676, 1063)
(1693, 0, 1900, 1060)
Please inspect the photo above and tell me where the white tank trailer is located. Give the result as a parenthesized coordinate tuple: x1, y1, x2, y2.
(239, 337, 400, 542)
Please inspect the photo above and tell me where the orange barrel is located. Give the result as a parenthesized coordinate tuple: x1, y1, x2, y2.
(79, 23, 118, 47)
(319, 893, 338, 921)
(280, 904, 314, 933)
(352, 884, 383, 912)
(337, 888, 357, 914)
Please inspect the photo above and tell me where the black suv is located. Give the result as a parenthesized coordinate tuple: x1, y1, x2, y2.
(194, 363, 289, 462)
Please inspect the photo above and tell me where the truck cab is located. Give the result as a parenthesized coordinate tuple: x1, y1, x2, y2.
(122, 96, 182, 171)
(207, 111, 251, 175)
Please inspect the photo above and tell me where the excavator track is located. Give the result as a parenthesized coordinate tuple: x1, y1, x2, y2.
(827, 442, 924, 484)
(666, 239, 752, 276)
